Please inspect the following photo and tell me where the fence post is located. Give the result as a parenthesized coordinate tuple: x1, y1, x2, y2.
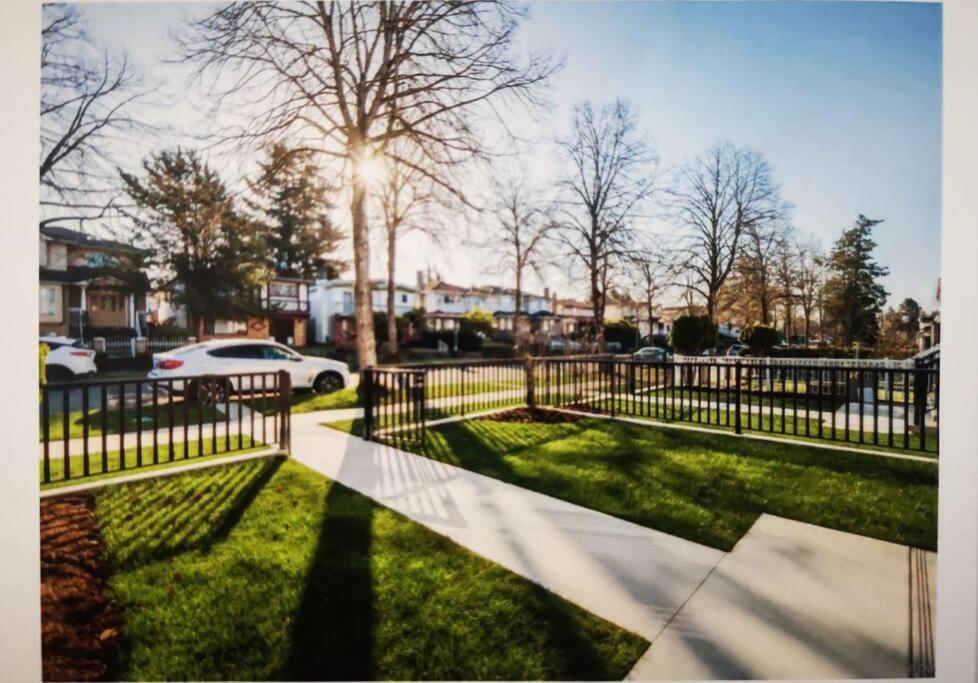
(93, 337, 106, 354)
(135, 337, 148, 355)
(735, 360, 742, 435)
(362, 367, 374, 441)
(912, 360, 926, 428)
(277, 370, 291, 452)
(609, 360, 616, 417)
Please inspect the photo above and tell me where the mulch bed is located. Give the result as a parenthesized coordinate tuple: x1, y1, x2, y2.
(482, 407, 586, 424)
(40, 495, 123, 682)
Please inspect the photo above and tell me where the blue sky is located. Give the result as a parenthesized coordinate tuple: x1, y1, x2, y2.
(78, 1, 942, 308)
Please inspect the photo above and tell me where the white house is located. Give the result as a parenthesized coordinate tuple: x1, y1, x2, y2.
(309, 279, 419, 343)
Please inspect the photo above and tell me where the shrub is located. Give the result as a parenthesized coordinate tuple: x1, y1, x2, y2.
(149, 323, 191, 338)
(604, 320, 639, 351)
(670, 315, 718, 355)
(460, 307, 495, 336)
(740, 325, 780, 356)
(457, 330, 484, 352)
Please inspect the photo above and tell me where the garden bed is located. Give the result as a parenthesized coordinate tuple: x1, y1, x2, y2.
(40, 495, 123, 682)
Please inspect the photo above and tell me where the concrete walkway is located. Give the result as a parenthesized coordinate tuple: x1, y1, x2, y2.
(290, 419, 936, 680)
(627, 515, 936, 680)
(290, 416, 725, 641)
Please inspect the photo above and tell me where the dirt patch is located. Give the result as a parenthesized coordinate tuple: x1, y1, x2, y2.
(40, 495, 123, 682)
(482, 407, 587, 424)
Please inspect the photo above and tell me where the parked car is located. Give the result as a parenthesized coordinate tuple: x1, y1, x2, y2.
(633, 346, 672, 362)
(39, 336, 97, 381)
(549, 337, 582, 353)
(148, 338, 351, 402)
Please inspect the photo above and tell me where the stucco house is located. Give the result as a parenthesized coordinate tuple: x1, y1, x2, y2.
(309, 279, 419, 344)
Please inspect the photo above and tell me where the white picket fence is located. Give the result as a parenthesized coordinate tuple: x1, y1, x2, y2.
(672, 354, 917, 369)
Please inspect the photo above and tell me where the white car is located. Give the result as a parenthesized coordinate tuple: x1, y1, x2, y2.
(40, 336, 98, 381)
(148, 338, 351, 401)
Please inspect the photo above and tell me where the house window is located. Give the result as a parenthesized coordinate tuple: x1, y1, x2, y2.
(401, 294, 408, 303)
(40, 286, 58, 317)
(207, 319, 247, 335)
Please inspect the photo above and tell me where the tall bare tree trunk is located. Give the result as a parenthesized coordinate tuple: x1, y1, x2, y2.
(351, 158, 377, 369)
(386, 227, 399, 361)
(590, 256, 605, 351)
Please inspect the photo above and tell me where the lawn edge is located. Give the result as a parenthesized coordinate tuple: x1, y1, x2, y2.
(39, 448, 287, 498)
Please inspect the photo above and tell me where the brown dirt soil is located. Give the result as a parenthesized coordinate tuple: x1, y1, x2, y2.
(40, 495, 123, 682)
(482, 407, 586, 424)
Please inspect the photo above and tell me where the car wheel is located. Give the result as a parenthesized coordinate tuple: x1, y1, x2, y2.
(312, 372, 344, 395)
(45, 365, 74, 383)
(194, 378, 231, 405)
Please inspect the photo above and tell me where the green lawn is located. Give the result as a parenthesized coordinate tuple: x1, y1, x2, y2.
(42, 401, 225, 441)
(40, 435, 264, 490)
(290, 379, 524, 414)
(94, 458, 647, 680)
(542, 392, 937, 456)
(326, 415, 937, 552)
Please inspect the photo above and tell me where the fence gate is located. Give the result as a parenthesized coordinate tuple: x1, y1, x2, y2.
(362, 367, 427, 447)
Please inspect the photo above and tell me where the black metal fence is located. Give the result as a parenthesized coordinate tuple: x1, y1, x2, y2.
(363, 357, 939, 456)
(39, 370, 291, 486)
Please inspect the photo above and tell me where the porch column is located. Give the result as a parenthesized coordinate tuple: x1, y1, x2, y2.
(78, 284, 87, 341)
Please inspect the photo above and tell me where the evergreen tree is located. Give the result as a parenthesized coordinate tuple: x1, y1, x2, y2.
(822, 215, 889, 347)
(248, 144, 346, 280)
(120, 148, 268, 337)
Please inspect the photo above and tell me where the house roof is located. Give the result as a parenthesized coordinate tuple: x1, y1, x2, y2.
(428, 280, 468, 293)
(40, 225, 145, 255)
(315, 278, 417, 293)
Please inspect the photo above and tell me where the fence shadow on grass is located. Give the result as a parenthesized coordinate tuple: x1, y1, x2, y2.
(97, 456, 283, 570)
(281, 479, 376, 681)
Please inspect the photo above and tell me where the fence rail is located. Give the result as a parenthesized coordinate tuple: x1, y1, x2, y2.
(363, 357, 940, 456)
(39, 370, 291, 486)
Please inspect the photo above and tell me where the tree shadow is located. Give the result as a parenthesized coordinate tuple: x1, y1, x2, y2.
(99, 457, 283, 570)
(281, 481, 376, 681)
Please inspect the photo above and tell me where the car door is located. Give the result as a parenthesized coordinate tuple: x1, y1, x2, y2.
(255, 343, 313, 389)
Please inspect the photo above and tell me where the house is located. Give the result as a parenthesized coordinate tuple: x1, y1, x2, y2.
(309, 279, 419, 345)
(553, 298, 593, 337)
(418, 274, 558, 335)
(918, 278, 941, 352)
(420, 279, 471, 331)
(39, 226, 149, 340)
(150, 274, 314, 346)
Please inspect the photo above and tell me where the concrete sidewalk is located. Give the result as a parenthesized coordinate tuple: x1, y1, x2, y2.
(291, 421, 936, 680)
(627, 515, 936, 680)
(290, 419, 725, 641)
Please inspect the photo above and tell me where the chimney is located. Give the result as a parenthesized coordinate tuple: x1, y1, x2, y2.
(544, 287, 550, 299)
(416, 270, 425, 291)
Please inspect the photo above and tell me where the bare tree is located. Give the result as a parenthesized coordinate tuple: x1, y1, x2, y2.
(773, 230, 801, 340)
(628, 243, 670, 342)
(554, 99, 657, 350)
(736, 221, 786, 325)
(668, 142, 786, 322)
(178, 1, 558, 367)
(796, 241, 826, 343)
(484, 170, 553, 352)
(40, 4, 150, 228)
(374, 148, 441, 360)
